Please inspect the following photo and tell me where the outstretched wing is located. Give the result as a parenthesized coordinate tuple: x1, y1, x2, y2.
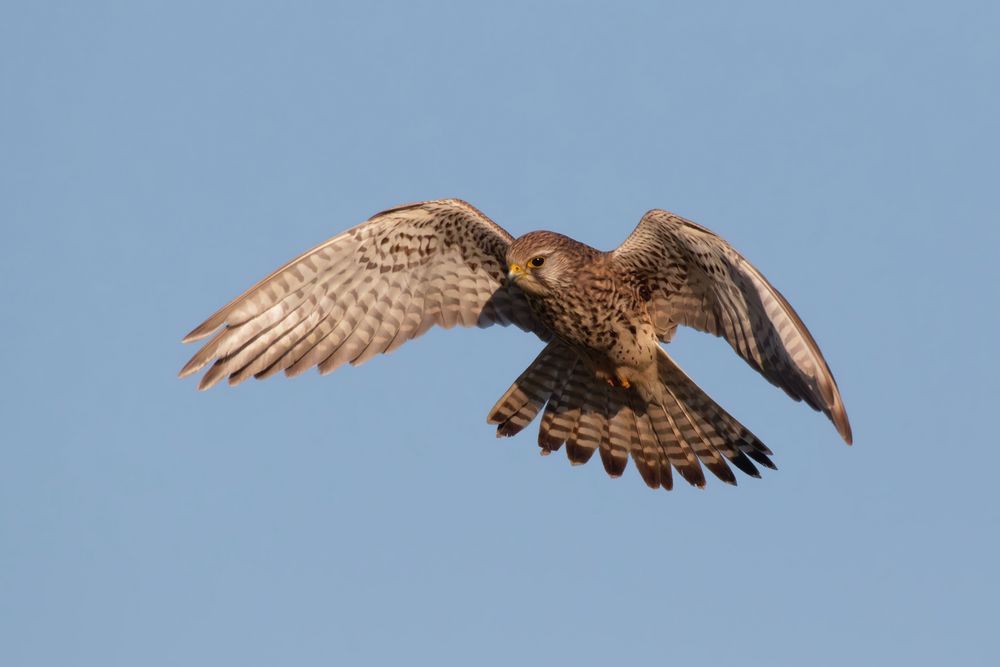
(180, 199, 547, 389)
(612, 209, 852, 443)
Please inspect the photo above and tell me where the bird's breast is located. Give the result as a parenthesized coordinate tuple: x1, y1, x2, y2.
(523, 277, 647, 358)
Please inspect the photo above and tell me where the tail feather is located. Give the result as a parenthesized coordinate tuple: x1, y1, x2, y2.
(534, 358, 579, 454)
(488, 343, 571, 437)
(655, 353, 776, 475)
(656, 374, 736, 486)
(646, 400, 707, 488)
(601, 389, 633, 478)
(487, 342, 777, 490)
(565, 369, 605, 465)
(626, 392, 671, 489)
(536, 385, 570, 453)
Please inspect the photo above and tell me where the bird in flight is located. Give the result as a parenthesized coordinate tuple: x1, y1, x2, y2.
(179, 199, 851, 491)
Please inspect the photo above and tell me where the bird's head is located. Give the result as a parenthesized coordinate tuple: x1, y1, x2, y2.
(505, 231, 578, 297)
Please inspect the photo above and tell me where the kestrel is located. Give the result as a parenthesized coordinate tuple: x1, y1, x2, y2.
(180, 199, 851, 490)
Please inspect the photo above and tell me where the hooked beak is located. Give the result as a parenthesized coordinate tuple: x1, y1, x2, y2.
(507, 263, 523, 281)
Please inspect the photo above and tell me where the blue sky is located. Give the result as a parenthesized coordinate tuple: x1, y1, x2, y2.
(2, 1, 998, 665)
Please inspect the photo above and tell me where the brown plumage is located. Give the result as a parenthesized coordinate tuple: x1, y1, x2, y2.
(180, 199, 851, 491)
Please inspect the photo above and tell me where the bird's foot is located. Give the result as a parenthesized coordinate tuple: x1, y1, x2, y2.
(603, 372, 631, 389)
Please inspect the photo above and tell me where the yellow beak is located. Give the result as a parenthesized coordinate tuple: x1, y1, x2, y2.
(508, 264, 523, 279)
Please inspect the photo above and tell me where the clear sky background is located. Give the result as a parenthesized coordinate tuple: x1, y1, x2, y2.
(2, 1, 998, 665)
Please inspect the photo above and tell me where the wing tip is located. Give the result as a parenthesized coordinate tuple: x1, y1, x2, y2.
(182, 330, 207, 344)
(826, 392, 853, 445)
(196, 373, 221, 391)
(182, 319, 223, 344)
(836, 413, 854, 445)
(178, 355, 209, 380)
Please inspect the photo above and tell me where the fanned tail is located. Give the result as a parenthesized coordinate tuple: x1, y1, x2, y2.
(487, 343, 775, 490)
(647, 349, 776, 488)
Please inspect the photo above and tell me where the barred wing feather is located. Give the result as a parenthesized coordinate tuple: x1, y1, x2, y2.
(612, 210, 852, 443)
(179, 199, 547, 389)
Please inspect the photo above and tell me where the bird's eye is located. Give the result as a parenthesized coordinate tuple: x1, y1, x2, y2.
(528, 256, 545, 268)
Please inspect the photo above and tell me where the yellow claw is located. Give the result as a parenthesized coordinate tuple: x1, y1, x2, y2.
(617, 374, 631, 389)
